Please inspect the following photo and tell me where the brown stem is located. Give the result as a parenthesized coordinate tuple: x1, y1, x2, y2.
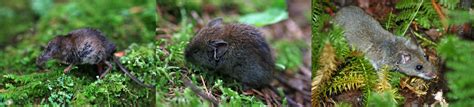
(431, 0, 449, 31)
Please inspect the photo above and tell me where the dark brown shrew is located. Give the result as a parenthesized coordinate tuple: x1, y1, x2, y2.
(36, 28, 155, 89)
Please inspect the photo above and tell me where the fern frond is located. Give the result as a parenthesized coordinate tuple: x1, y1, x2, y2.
(375, 65, 392, 92)
(313, 42, 339, 104)
(384, 12, 397, 30)
(401, 0, 424, 36)
(438, 0, 460, 9)
(393, 0, 444, 36)
(395, 10, 418, 22)
(396, 0, 420, 9)
(416, 16, 432, 28)
(328, 26, 349, 57)
(326, 72, 366, 95)
(366, 65, 404, 105)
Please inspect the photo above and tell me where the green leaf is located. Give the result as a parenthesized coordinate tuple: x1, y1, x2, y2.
(239, 8, 288, 27)
(367, 91, 398, 107)
(31, 0, 53, 16)
(274, 40, 305, 71)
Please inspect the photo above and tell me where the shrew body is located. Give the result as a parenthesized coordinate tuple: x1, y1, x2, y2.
(36, 28, 154, 88)
(334, 6, 437, 79)
(185, 18, 275, 89)
(36, 28, 115, 75)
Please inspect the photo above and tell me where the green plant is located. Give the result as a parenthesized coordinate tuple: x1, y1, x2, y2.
(74, 73, 147, 105)
(312, 16, 347, 74)
(231, 0, 286, 14)
(446, 9, 474, 25)
(367, 91, 398, 107)
(1, 72, 60, 104)
(274, 40, 306, 71)
(388, 0, 461, 36)
(437, 35, 474, 106)
(312, 42, 338, 104)
(0, 1, 35, 45)
(47, 74, 74, 105)
(438, 0, 460, 9)
(393, 0, 441, 35)
(239, 8, 288, 27)
(326, 72, 366, 96)
(31, 0, 53, 16)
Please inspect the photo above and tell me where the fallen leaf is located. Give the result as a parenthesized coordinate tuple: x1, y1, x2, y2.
(425, 29, 442, 40)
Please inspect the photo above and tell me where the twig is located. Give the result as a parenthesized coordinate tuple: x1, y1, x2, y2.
(250, 89, 272, 106)
(431, 0, 449, 31)
(275, 74, 311, 96)
(191, 11, 204, 28)
(286, 95, 302, 107)
(251, 89, 266, 97)
(200, 75, 210, 97)
(182, 75, 219, 106)
(264, 88, 282, 106)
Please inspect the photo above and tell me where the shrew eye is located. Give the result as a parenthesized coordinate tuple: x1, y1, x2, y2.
(415, 65, 423, 71)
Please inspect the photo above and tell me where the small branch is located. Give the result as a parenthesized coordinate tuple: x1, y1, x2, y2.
(276, 75, 311, 96)
(431, 0, 449, 31)
(182, 75, 219, 106)
(200, 75, 209, 94)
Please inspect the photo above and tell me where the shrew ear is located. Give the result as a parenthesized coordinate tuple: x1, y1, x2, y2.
(404, 35, 420, 50)
(207, 18, 223, 28)
(399, 53, 411, 64)
(209, 39, 228, 60)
